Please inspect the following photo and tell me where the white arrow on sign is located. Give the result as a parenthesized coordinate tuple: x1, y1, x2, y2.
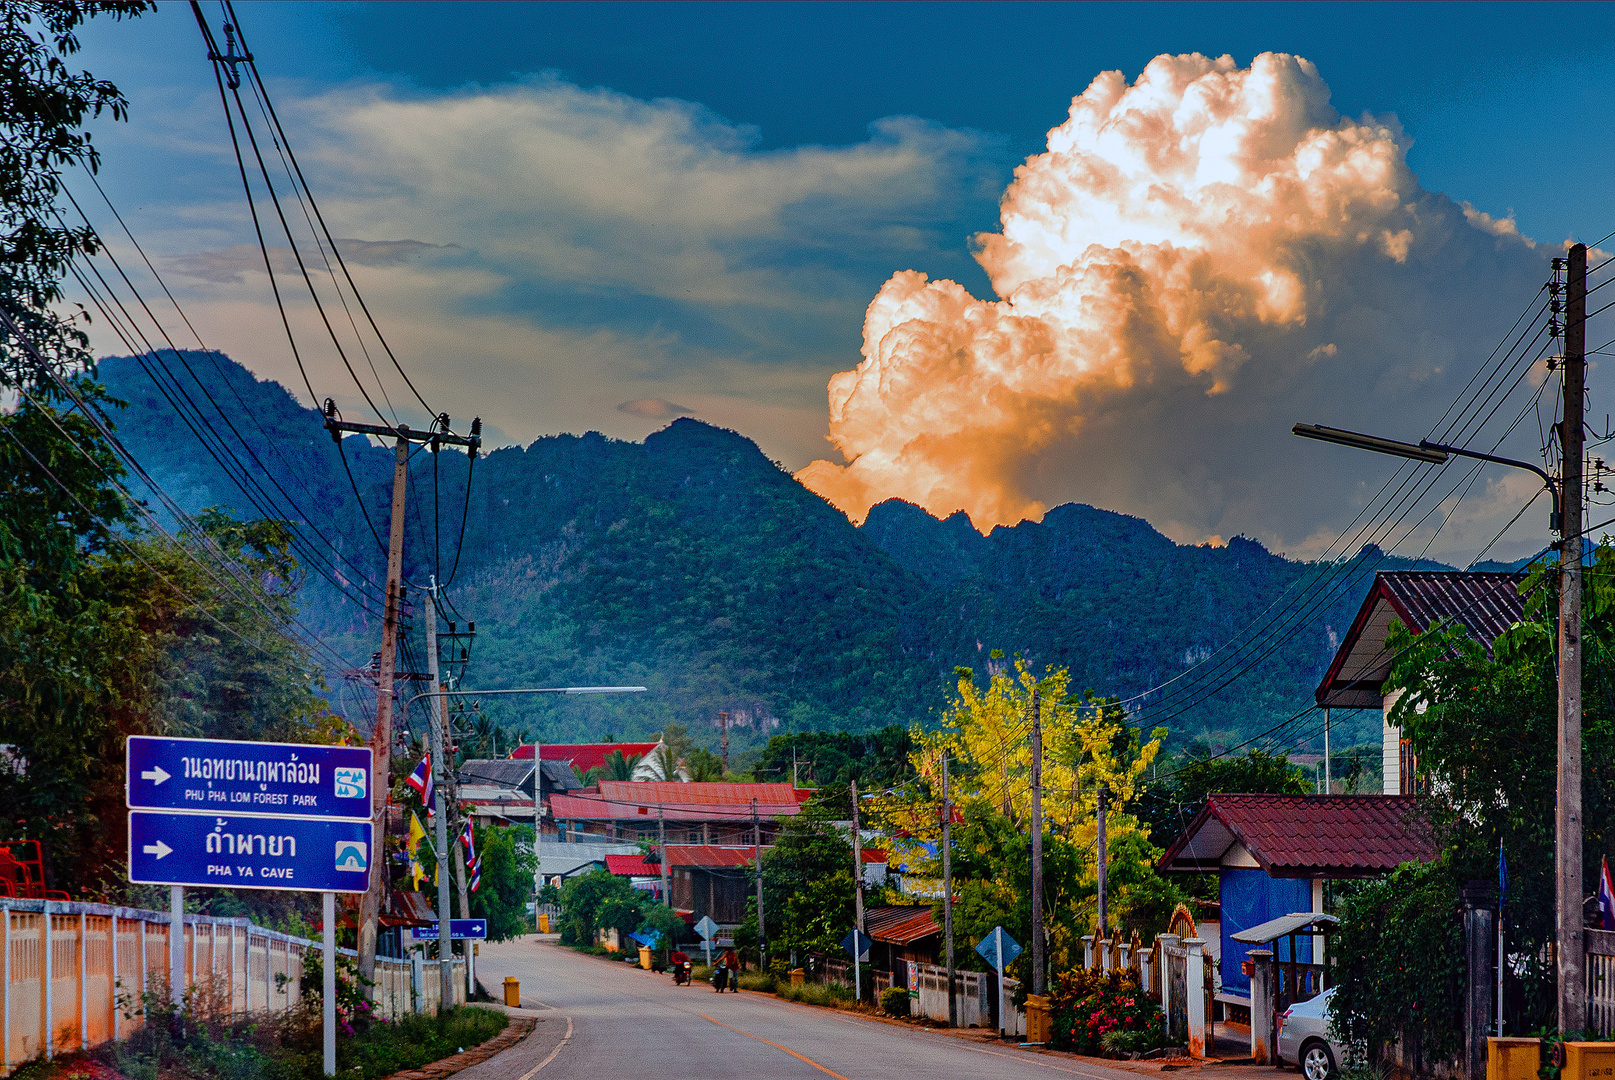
(141, 766, 170, 785)
(142, 841, 172, 859)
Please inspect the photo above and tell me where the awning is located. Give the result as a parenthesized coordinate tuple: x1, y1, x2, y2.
(1230, 912, 1338, 944)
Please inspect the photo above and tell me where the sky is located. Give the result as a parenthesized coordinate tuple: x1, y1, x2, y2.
(70, 2, 1615, 566)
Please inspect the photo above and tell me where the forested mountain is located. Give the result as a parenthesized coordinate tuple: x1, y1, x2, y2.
(98, 351, 1441, 754)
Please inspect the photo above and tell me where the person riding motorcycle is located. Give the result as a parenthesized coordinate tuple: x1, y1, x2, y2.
(670, 949, 692, 985)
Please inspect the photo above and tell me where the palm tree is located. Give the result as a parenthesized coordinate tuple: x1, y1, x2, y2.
(644, 743, 682, 782)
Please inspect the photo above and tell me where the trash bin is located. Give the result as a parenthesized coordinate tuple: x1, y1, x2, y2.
(639, 945, 653, 970)
(503, 977, 520, 1007)
(1488, 1038, 1540, 1080)
(790, 968, 805, 986)
(1562, 1042, 1615, 1080)
(1024, 994, 1051, 1045)
(538, 913, 550, 934)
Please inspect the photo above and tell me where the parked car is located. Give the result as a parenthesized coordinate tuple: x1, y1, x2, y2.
(1277, 986, 1346, 1080)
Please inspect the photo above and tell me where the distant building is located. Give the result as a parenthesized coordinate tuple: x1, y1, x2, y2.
(511, 741, 669, 781)
(549, 781, 809, 844)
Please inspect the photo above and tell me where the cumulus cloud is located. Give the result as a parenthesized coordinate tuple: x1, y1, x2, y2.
(797, 52, 1555, 559)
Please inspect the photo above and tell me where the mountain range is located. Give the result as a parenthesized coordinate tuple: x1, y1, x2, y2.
(96, 350, 1453, 755)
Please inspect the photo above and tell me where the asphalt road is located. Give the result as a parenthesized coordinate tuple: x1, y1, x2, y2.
(469, 936, 1145, 1080)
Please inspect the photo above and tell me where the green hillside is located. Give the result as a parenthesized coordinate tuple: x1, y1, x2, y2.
(97, 351, 1427, 754)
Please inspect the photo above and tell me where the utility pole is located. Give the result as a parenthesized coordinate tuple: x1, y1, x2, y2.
(1323, 708, 1332, 795)
(324, 406, 480, 988)
(943, 754, 956, 1027)
(851, 779, 864, 1003)
(1096, 786, 1109, 937)
(1558, 243, 1587, 1032)
(659, 807, 669, 908)
(753, 797, 765, 971)
(1030, 688, 1045, 998)
(424, 586, 454, 1010)
(720, 712, 730, 775)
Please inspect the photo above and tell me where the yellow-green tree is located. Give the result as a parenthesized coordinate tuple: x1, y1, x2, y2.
(871, 656, 1183, 977)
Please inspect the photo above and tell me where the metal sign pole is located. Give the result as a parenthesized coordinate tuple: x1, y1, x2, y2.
(997, 927, 1006, 1037)
(169, 886, 183, 1009)
(323, 891, 336, 1077)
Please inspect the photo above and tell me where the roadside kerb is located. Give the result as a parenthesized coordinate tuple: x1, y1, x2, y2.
(381, 1015, 536, 1080)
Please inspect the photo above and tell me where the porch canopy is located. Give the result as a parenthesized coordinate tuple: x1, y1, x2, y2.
(1231, 912, 1338, 944)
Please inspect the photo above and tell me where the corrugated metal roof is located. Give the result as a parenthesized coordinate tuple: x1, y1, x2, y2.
(1159, 794, 1436, 878)
(517, 743, 660, 771)
(604, 853, 652, 876)
(603, 846, 762, 875)
(460, 759, 534, 789)
(864, 905, 939, 945)
(1231, 912, 1339, 944)
(1316, 570, 1526, 707)
(596, 781, 807, 806)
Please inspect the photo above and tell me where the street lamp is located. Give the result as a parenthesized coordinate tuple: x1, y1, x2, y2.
(402, 685, 647, 1002)
(1292, 424, 1560, 529)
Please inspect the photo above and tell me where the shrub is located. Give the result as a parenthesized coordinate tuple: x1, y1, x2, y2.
(880, 986, 911, 1016)
(1048, 968, 1164, 1055)
(777, 980, 852, 1007)
(1100, 1029, 1160, 1056)
(738, 971, 777, 993)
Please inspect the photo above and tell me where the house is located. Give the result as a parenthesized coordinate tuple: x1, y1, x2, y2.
(458, 757, 582, 826)
(548, 781, 809, 844)
(605, 845, 759, 921)
(1158, 793, 1436, 1012)
(1314, 570, 1525, 793)
(511, 742, 666, 782)
(865, 904, 941, 987)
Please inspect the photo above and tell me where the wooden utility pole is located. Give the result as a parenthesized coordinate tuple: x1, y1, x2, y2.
(1030, 688, 1045, 998)
(1558, 243, 1587, 1031)
(424, 587, 454, 1010)
(1096, 786, 1109, 937)
(943, 754, 956, 1027)
(324, 406, 480, 990)
(851, 779, 864, 1002)
(753, 797, 765, 970)
(720, 712, 730, 775)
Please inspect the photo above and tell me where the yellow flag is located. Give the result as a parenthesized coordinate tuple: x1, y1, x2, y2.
(411, 858, 425, 890)
(407, 813, 427, 860)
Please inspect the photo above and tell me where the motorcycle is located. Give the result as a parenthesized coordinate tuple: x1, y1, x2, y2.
(712, 964, 729, 992)
(673, 959, 693, 986)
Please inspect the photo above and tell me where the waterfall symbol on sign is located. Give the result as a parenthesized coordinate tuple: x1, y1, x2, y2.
(334, 841, 368, 872)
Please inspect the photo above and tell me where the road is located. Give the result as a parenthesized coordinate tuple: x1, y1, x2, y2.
(467, 936, 1146, 1080)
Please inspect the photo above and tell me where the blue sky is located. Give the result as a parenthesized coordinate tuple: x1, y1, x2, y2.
(71, 2, 1615, 563)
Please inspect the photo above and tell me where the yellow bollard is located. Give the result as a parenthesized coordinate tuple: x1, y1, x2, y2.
(538, 913, 550, 934)
(1024, 994, 1052, 1045)
(503, 977, 521, 1007)
(1488, 1038, 1540, 1080)
(1562, 1041, 1615, 1080)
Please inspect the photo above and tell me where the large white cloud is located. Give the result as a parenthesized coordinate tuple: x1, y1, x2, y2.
(797, 53, 1561, 561)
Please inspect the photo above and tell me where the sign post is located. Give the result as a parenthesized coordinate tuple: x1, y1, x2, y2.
(976, 925, 1023, 1037)
(840, 927, 873, 998)
(695, 916, 719, 968)
(126, 736, 373, 1078)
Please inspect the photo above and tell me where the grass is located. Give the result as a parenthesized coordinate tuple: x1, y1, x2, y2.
(13, 1004, 511, 1080)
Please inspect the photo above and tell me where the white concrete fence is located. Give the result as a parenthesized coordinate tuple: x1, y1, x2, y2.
(0, 898, 463, 1070)
(909, 962, 1026, 1035)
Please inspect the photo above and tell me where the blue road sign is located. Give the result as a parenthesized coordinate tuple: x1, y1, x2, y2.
(840, 929, 874, 961)
(409, 920, 489, 941)
(976, 926, 1023, 972)
(128, 812, 374, 893)
(126, 736, 372, 821)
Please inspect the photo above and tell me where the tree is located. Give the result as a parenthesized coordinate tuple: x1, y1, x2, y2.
(557, 869, 645, 946)
(587, 749, 641, 783)
(468, 824, 537, 942)
(1133, 749, 1309, 850)
(756, 793, 858, 963)
(750, 726, 914, 789)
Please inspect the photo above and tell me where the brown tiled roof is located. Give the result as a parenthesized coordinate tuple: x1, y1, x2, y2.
(864, 905, 939, 945)
(1316, 570, 1526, 708)
(1158, 794, 1436, 879)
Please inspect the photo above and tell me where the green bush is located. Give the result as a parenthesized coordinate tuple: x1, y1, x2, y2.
(1048, 968, 1164, 1055)
(738, 971, 777, 993)
(880, 986, 911, 1016)
(776, 980, 852, 1008)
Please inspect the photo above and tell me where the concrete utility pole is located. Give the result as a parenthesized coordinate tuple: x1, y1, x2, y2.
(943, 754, 956, 1027)
(1559, 243, 1587, 1032)
(324, 406, 480, 989)
(753, 797, 766, 970)
(851, 780, 865, 1003)
(424, 587, 454, 1009)
(659, 807, 669, 908)
(1030, 688, 1045, 997)
(1323, 708, 1331, 795)
(1096, 786, 1109, 936)
(720, 712, 730, 775)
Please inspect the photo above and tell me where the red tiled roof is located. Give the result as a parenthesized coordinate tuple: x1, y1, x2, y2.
(1158, 794, 1436, 879)
(549, 784, 807, 822)
(605, 853, 653, 876)
(1316, 570, 1526, 708)
(597, 781, 808, 806)
(864, 905, 939, 945)
(510, 743, 660, 771)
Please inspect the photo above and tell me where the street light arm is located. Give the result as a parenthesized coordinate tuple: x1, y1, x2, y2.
(1417, 441, 1558, 497)
(404, 685, 647, 711)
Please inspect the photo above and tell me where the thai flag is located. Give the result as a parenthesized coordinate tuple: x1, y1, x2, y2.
(469, 856, 482, 894)
(459, 819, 476, 860)
(406, 753, 433, 815)
(1599, 857, 1615, 931)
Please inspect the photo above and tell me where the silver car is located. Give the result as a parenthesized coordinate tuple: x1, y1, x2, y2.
(1277, 986, 1347, 1080)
